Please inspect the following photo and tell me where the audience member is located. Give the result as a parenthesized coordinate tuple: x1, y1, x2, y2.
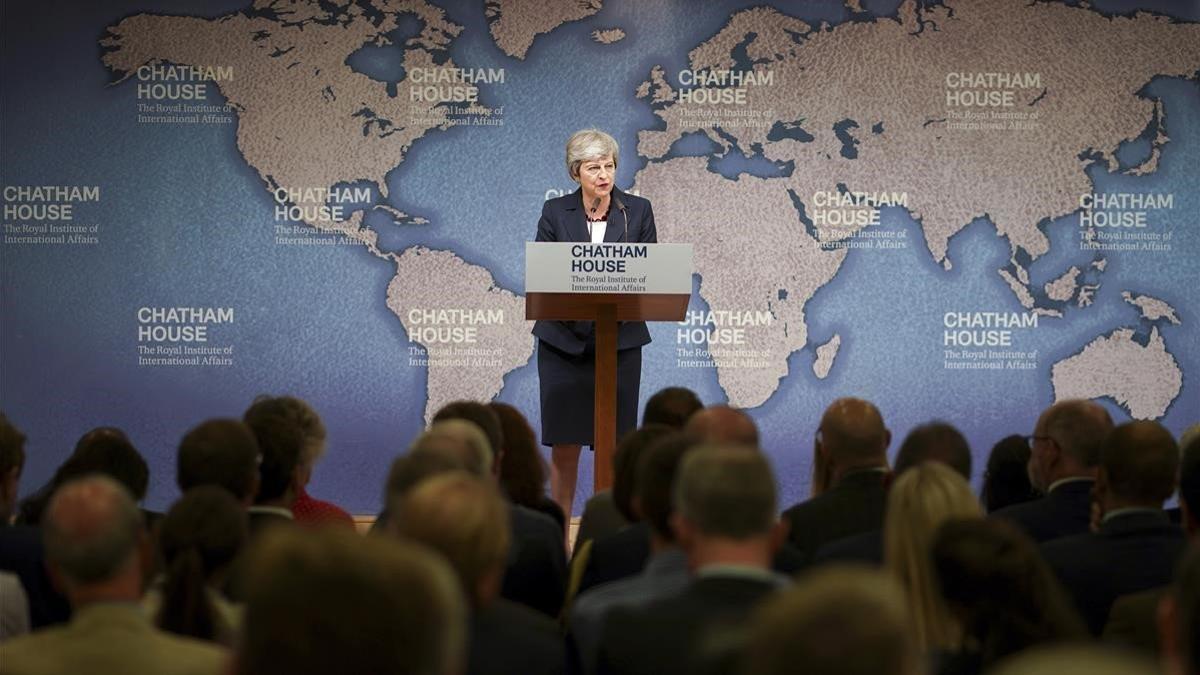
(0, 475, 226, 674)
(144, 486, 247, 647)
(814, 421, 972, 565)
(642, 387, 702, 429)
(433, 400, 505, 475)
(1041, 420, 1184, 635)
(2, 425, 153, 629)
(237, 526, 465, 675)
(244, 395, 352, 528)
(574, 425, 675, 596)
(596, 445, 787, 675)
(395, 473, 564, 675)
(15, 427, 149, 527)
(570, 433, 693, 674)
(783, 398, 890, 559)
(982, 434, 1037, 513)
(683, 405, 759, 446)
(884, 462, 983, 652)
(1103, 433, 1200, 652)
(931, 519, 1085, 674)
(489, 402, 564, 531)
(740, 567, 919, 675)
(0, 413, 30, 642)
(176, 419, 260, 504)
(575, 389, 701, 553)
(574, 425, 673, 556)
(390, 418, 567, 619)
(242, 396, 309, 535)
(0, 413, 23, 526)
(993, 400, 1112, 542)
(1159, 543, 1200, 675)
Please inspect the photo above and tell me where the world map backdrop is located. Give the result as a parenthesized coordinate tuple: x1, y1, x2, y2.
(2, 0, 1197, 515)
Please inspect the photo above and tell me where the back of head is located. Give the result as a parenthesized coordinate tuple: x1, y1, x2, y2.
(385, 449, 465, 511)
(893, 421, 972, 479)
(0, 412, 26, 476)
(884, 462, 982, 650)
(0, 412, 26, 522)
(988, 646, 1158, 675)
(432, 401, 502, 463)
(393, 473, 511, 606)
(643, 387, 703, 429)
(62, 428, 150, 501)
(177, 418, 261, 502)
(932, 519, 1085, 664)
(1040, 399, 1114, 469)
(1181, 435, 1200, 527)
(1101, 420, 1178, 507)
(613, 424, 676, 522)
(635, 432, 695, 542)
(157, 486, 248, 640)
(675, 445, 775, 539)
(741, 567, 918, 675)
(684, 405, 759, 447)
(983, 435, 1036, 513)
(240, 527, 466, 675)
(487, 402, 545, 507)
(243, 395, 325, 504)
(43, 475, 144, 590)
(409, 420, 493, 477)
(818, 398, 889, 469)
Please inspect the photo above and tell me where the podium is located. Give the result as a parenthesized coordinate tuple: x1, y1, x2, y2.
(526, 242, 693, 491)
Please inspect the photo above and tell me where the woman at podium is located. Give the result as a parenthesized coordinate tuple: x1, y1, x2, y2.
(532, 128, 658, 517)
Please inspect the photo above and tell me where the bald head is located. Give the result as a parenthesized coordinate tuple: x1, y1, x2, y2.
(685, 406, 759, 447)
(43, 475, 143, 588)
(1038, 400, 1113, 467)
(409, 420, 492, 477)
(819, 398, 890, 468)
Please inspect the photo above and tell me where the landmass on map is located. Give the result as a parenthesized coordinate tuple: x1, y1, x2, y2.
(1045, 267, 1081, 302)
(486, 0, 602, 59)
(813, 334, 841, 379)
(1123, 291, 1181, 324)
(632, 0, 1198, 407)
(592, 28, 626, 45)
(388, 247, 534, 422)
(100, 0, 533, 415)
(1052, 327, 1182, 420)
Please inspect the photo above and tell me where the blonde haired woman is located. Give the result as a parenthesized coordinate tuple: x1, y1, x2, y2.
(884, 462, 983, 653)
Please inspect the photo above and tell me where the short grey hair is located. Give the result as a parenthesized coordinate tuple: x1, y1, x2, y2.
(43, 474, 144, 585)
(408, 420, 493, 477)
(565, 128, 619, 181)
(674, 445, 776, 538)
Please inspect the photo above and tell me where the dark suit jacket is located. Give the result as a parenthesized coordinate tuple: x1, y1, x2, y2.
(532, 187, 657, 355)
(1102, 586, 1163, 655)
(468, 598, 565, 675)
(502, 504, 568, 618)
(992, 479, 1094, 543)
(0, 525, 70, 629)
(812, 528, 884, 566)
(577, 522, 805, 596)
(596, 574, 783, 675)
(1041, 510, 1185, 635)
(782, 469, 888, 559)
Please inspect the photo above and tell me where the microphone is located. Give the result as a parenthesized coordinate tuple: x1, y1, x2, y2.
(613, 194, 628, 242)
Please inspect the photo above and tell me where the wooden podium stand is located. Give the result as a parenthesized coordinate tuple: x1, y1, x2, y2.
(526, 243, 692, 492)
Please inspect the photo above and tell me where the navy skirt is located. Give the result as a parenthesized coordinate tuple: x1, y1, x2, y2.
(537, 339, 642, 447)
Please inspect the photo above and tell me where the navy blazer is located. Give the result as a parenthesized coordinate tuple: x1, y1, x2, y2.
(532, 187, 657, 355)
